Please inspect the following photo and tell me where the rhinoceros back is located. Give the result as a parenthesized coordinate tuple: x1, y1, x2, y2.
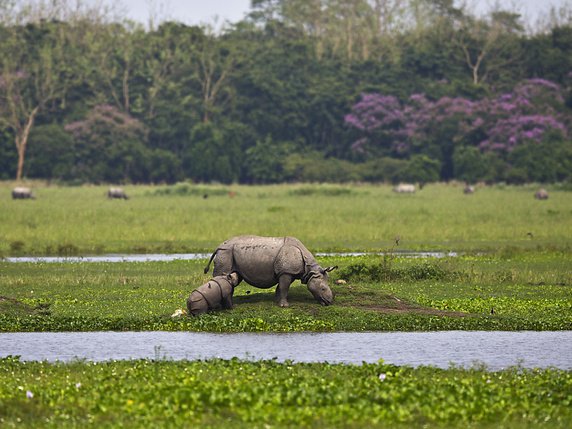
(216, 236, 307, 289)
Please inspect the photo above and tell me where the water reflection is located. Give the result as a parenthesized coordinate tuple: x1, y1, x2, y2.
(4, 251, 457, 263)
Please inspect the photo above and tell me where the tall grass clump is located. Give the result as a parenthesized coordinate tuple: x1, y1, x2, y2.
(288, 185, 357, 197)
(149, 182, 231, 197)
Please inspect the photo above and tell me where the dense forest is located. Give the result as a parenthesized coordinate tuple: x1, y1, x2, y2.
(1, 0, 572, 184)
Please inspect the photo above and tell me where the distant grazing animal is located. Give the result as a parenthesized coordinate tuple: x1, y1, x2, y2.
(108, 187, 128, 199)
(187, 272, 239, 316)
(393, 183, 416, 193)
(204, 235, 337, 307)
(463, 185, 475, 194)
(12, 187, 35, 199)
(534, 188, 548, 200)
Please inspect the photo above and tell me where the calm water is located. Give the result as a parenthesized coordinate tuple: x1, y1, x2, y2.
(4, 251, 457, 263)
(1, 331, 570, 369)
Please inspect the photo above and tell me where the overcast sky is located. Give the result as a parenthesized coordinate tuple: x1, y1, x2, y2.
(107, 0, 570, 27)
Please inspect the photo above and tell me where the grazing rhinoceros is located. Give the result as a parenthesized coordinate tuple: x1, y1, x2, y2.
(463, 185, 475, 194)
(108, 187, 129, 199)
(12, 187, 35, 199)
(187, 272, 239, 316)
(534, 188, 548, 200)
(203, 236, 337, 307)
(393, 183, 416, 193)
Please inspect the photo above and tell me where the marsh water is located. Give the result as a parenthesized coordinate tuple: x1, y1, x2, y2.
(1, 331, 571, 369)
(5, 251, 458, 263)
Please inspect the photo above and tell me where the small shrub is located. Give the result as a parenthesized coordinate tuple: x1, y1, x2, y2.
(339, 260, 449, 282)
(288, 186, 354, 197)
(10, 241, 25, 253)
(395, 263, 449, 281)
(151, 183, 229, 197)
(57, 243, 79, 256)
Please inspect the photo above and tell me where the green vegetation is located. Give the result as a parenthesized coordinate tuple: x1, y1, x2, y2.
(1, 1, 572, 184)
(1, 184, 570, 428)
(1, 252, 570, 332)
(1, 357, 571, 428)
(2, 2, 571, 425)
(2, 183, 572, 256)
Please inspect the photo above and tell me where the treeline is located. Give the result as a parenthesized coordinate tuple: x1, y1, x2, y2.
(1, 0, 572, 184)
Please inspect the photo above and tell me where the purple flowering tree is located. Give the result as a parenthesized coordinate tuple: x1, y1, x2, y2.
(344, 94, 406, 155)
(474, 79, 568, 151)
(345, 78, 570, 158)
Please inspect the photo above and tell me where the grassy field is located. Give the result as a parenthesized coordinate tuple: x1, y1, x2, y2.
(1, 254, 570, 332)
(1, 182, 571, 255)
(1, 357, 571, 429)
(1, 182, 571, 428)
(1, 182, 571, 332)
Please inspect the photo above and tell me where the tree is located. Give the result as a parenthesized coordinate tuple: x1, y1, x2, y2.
(64, 104, 149, 183)
(474, 79, 568, 152)
(345, 78, 571, 181)
(142, 23, 205, 157)
(452, 145, 489, 183)
(79, 20, 147, 113)
(26, 124, 74, 180)
(454, 9, 524, 86)
(196, 28, 236, 124)
(0, 1, 106, 180)
(245, 135, 292, 183)
(0, 22, 56, 180)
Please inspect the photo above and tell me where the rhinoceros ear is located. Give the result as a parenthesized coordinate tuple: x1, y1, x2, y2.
(324, 266, 338, 272)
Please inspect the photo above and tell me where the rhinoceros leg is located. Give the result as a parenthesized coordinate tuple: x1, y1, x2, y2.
(221, 293, 233, 310)
(212, 248, 234, 277)
(275, 274, 294, 307)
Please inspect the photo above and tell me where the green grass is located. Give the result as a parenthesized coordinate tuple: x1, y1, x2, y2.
(1, 182, 571, 428)
(1, 357, 571, 428)
(1, 253, 570, 332)
(1, 182, 571, 255)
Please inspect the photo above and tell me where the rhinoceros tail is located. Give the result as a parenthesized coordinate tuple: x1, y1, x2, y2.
(203, 249, 218, 274)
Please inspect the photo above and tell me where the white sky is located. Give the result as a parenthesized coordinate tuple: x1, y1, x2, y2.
(101, 0, 570, 27)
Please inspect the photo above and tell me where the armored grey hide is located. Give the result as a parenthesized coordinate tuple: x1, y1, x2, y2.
(187, 273, 239, 316)
(12, 187, 34, 199)
(203, 236, 336, 307)
(108, 187, 128, 199)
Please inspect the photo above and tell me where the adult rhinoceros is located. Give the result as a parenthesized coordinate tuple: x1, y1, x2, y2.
(203, 236, 336, 307)
(108, 187, 129, 199)
(12, 187, 35, 199)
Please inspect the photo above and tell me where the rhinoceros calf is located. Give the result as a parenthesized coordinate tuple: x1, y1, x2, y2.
(187, 272, 239, 316)
(108, 187, 128, 199)
(204, 236, 337, 307)
(393, 183, 416, 193)
(12, 187, 35, 199)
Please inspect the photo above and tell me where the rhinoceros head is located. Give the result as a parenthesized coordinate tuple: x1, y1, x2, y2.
(305, 265, 337, 306)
